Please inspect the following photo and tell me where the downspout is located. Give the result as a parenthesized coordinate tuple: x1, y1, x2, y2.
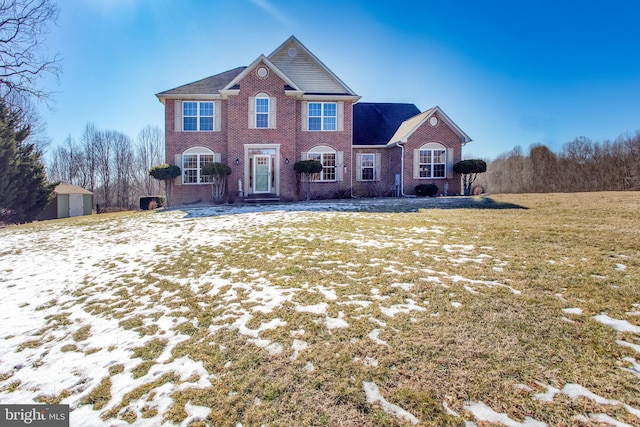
(350, 102, 355, 198)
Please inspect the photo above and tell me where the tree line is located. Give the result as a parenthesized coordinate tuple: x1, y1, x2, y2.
(481, 132, 640, 193)
(47, 124, 165, 211)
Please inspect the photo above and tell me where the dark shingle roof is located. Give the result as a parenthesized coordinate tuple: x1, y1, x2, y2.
(353, 103, 421, 145)
(156, 67, 246, 96)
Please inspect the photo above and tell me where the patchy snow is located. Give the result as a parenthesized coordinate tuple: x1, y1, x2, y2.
(325, 311, 349, 329)
(368, 329, 390, 347)
(464, 401, 547, 426)
(184, 402, 211, 424)
(391, 282, 414, 291)
(574, 414, 634, 427)
(616, 340, 640, 353)
(2, 199, 621, 426)
(295, 302, 328, 314)
(290, 340, 308, 361)
(363, 381, 419, 424)
(594, 314, 640, 333)
(379, 299, 426, 317)
(533, 383, 561, 402)
(562, 307, 583, 315)
(533, 382, 640, 421)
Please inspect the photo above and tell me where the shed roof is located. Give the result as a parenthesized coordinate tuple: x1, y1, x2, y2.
(54, 183, 93, 195)
(353, 103, 421, 145)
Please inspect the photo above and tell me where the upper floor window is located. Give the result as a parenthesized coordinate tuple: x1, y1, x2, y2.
(255, 97, 269, 128)
(249, 94, 276, 129)
(183, 101, 214, 131)
(417, 143, 447, 178)
(308, 102, 336, 131)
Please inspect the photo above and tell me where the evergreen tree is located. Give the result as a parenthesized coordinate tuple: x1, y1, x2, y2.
(294, 160, 323, 201)
(0, 103, 56, 223)
(149, 164, 181, 207)
(453, 159, 487, 196)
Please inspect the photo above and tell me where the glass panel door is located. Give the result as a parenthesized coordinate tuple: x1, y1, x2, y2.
(253, 155, 271, 193)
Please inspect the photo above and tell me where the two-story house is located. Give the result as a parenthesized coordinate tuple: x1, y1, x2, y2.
(156, 36, 471, 204)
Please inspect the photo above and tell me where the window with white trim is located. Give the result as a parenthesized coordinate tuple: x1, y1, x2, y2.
(360, 153, 375, 181)
(308, 102, 336, 131)
(418, 146, 447, 178)
(307, 149, 336, 181)
(183, 101, 214, 131)
(255, 97, 269, 128)
(182, 147, 215, 184)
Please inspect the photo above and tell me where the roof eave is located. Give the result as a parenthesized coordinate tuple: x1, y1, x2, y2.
(156, 93, 223, 103)
(302, 94, 361, 101)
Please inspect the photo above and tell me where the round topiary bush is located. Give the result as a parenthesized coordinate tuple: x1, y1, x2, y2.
(415, 183, 438, 197)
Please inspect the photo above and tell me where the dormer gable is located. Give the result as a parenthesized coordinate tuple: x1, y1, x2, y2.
(388, 106, 472, 145)
(222, 55, 301, 94)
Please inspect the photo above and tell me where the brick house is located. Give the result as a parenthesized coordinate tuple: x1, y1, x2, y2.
(156, 36, 471, 204)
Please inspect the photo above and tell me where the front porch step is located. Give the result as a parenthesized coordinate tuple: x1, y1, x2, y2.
(243, 195, 280, 204)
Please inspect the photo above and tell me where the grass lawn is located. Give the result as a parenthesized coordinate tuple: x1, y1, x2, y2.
(1, 192, 639, 426)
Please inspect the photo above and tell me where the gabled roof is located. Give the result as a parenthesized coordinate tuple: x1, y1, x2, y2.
(156, 36, 359, 102)
(156, 67, 246, 99)
(222, 55, 301, 92)
(268, 36, 358, 96)
(54, 183, 93, 195)
(388, 106, 472, 145)
(353, 103, 421, 145)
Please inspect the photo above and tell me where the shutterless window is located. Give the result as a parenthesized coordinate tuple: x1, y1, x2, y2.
(361, 154, 375, 181)
(256, 97, 269, 128)
(419, 149, 446, 178)
(308, 102, 337, 131)
(183, 101, 214, 131)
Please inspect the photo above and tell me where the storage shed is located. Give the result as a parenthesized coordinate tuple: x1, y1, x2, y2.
(36, 183, 93, 220)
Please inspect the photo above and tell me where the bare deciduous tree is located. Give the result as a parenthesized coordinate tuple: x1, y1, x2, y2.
(48, 123, 167, 211)
(136, 125, 164, 195)
(484, 133, 640, 193)
(0, 0, 62, 104)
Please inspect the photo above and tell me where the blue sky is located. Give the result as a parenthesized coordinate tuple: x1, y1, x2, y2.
(39, 0, 640, 160)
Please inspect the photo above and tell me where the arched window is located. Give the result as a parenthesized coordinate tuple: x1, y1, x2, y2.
(181, 146, 218, 184)
(255, 94, 269, 128)
(414, 142, 447, 179)
(304, 145, 343, 182)
(249, 92, 276, 129)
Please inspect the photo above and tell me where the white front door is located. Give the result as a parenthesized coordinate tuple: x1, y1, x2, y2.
(253, 155, 271, 193)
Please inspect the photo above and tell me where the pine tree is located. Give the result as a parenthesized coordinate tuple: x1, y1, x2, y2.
(0, 102, 56, 223)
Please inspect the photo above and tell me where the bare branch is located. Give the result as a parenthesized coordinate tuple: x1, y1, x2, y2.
(0, 0, 61, 106)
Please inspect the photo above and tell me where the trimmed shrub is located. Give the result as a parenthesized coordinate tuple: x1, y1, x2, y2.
(140, 196, 165, 210)
(415, 183, 438, 197)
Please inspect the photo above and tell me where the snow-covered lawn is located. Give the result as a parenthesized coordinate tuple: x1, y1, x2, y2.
(1, 193, 639, 426)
